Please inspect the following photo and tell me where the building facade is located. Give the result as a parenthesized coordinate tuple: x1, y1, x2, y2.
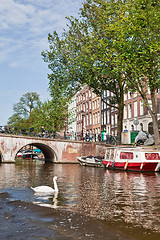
(76, 86, 93, 140)
(68, 85, 160, 142)
(123, 90, 160, 134)
(68, 95, 77, 139)
(92, 92, 101, 138)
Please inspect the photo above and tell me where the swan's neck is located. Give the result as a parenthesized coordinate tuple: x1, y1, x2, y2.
(54, 178, 58, 192)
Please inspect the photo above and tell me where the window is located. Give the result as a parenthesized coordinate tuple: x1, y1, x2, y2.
(124, 105, 127, 119)
(98, 112, 100, 124)
(111, 115, 114, 127)
(140, 100, 144, 115)
(145, 153, 160, 160)
(148, 99, 152, 111)
(86, 102, 88, 110)
(101, 113, 104, 125)
(83, 103, 85, 112)
(104, 111, 106, 124)
(101, 102, 103, 110)
(115, 114, 117, 126)
(105, 149, 110, 159)
(120, 152, 133, 159)
(86, 115, 89, 125)
(128, 104, 132, 118)
(83, 116, 86, 127)
(134, 101, 137, 117)
(90, 113, 92, 125)
(95, 113, 97, 124)
(107, 112, 110, 123)
(95, 100, 97, 109)
(124, 93, 127, 101)
(128, 92, 132, 99)
(140, 123, 143, 130)
(134, 92, 137, 97)
(97, 99, 100, 108)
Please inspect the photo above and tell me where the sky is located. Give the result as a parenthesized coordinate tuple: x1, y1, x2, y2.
(0, 0, 83, 125)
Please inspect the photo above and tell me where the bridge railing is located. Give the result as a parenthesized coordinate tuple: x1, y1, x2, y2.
(0, 126, 118, 145)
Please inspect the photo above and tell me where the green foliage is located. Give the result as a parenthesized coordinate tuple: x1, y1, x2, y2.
(32, 98, 68, 131)
(8, 92, 41, 130)
(42, 0, 127, 143)
(42, 0, 159, 143)
(8, 91, 68, 132)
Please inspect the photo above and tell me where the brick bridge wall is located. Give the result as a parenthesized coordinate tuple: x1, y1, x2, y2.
(0, 134, 107, 163)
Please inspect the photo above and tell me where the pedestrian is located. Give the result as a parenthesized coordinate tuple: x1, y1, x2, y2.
(41, 126, 45, 137)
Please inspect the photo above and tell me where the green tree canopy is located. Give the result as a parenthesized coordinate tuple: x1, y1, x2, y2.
(42, 0, 160, 144)
(8, 92, 41, 129)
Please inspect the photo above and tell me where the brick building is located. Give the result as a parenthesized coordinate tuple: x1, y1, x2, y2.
(76, 86, 93, 139)
(123, 90, 160, 134)
(69, 86, 160, 141)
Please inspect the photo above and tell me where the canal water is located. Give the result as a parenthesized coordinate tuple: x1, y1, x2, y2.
(0, 160, 160, 240)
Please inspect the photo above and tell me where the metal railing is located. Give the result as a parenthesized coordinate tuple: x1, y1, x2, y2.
(0, 126, 117, 145)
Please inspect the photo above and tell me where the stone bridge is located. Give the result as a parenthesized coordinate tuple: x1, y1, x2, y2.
(0, 134, 107, 163)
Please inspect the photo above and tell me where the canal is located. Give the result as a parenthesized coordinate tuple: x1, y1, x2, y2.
(0, 160, 160, 240)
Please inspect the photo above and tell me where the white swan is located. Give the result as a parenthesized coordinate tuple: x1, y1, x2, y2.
(31, 176, 58, 194)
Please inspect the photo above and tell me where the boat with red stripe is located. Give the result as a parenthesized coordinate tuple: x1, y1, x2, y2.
(102, 147, 160, 172)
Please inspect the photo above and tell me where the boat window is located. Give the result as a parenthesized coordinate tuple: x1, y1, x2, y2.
(120, 152, 133, 159)
(110, 149, 114, 159)
(145, 153, 160, 160)
(105, 149, 110, 159)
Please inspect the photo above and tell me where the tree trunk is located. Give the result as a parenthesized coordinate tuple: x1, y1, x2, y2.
(148, 90, 160, 146)
(117, 101, 124, 145)
(151, 113, 160, 146)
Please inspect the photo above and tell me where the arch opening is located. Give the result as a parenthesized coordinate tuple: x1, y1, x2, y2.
(16, 143, 57, 162)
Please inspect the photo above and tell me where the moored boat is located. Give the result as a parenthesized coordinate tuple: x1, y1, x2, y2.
(77, 155, 103, 168)
(22, 153, 39, 160)
(102, 147, 160, 172)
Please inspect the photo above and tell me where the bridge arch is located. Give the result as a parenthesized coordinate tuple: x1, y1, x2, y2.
(0, 134, 107, 163)
(16, 142, 58, 162)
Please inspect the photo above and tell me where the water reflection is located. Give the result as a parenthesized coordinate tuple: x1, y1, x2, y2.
(101, 171, 160, 232)
(33, 192, 58, 209)
(0, 160, 160, 234)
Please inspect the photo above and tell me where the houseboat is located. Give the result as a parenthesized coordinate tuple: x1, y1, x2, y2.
(102, 147, 160, 172)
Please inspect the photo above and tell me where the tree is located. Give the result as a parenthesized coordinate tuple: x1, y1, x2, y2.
(32, 98, 68, 132)
(42, 0, 159, 144)
(8, 92, 41, 129)
(42, 1, 128, 144)
(116, 0, 160, 144)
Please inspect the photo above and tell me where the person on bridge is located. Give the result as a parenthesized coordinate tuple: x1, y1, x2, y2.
(41, 126, 45, 137)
